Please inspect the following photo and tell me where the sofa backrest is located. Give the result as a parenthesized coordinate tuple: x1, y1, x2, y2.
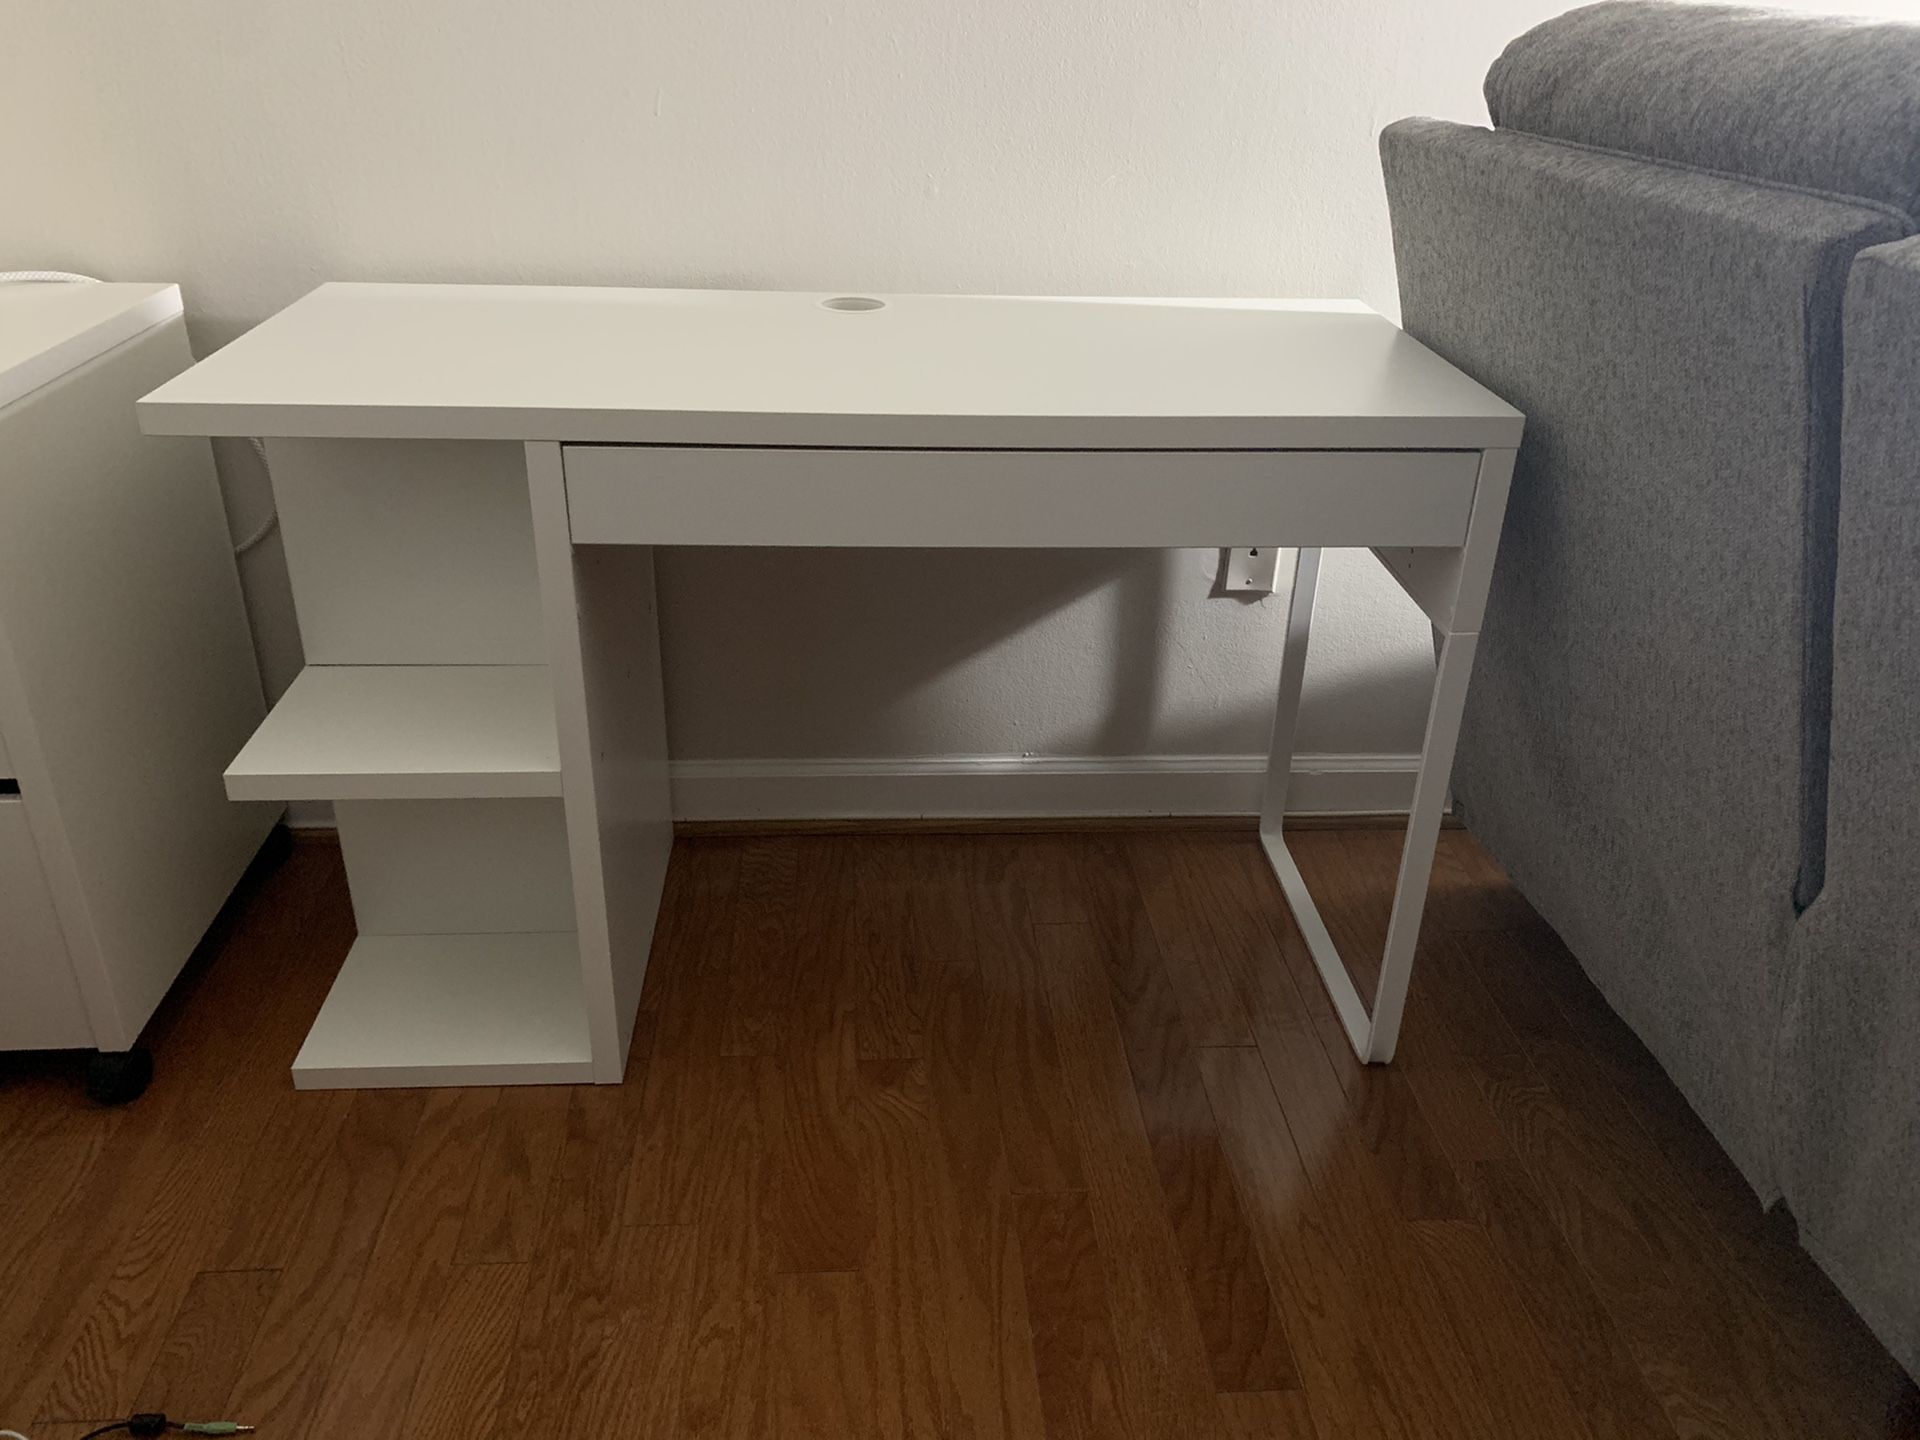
(1486, 0, 1920, 218)
(1378, 1, 1915, 1191)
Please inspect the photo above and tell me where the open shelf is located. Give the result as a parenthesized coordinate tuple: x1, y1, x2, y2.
(226, 664, 562, 801)
(291, 930, 592, 1088)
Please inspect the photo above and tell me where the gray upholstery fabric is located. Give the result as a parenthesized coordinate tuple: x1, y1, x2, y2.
(1487, 1, 1920, 217)
(1380, 117, 1905, 1195)
(1782, 237, 1920, 1378)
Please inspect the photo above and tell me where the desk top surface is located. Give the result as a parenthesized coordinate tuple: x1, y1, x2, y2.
(138, 283, 1521, 450)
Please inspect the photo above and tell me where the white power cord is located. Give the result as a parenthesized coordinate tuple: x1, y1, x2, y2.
(3, 1428, 35, 1440)
(234, 436, 278, 554)
(2, 270, 279, 556)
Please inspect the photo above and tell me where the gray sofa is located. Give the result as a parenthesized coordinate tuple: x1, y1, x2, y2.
(1785, 236, 1920, 1376)
(1380, 0, 1919, 1375)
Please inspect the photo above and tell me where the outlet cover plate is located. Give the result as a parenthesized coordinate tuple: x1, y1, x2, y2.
(1221, 546, 1280, 595)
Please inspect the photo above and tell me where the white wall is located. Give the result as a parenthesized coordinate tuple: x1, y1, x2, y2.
(12, 0, 1901, 803)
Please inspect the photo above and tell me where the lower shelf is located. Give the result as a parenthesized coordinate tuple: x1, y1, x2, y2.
(292, 930, 594, 1089)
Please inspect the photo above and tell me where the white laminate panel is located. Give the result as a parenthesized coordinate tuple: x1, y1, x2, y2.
(225, 665, 562, 801)
(0, 282, 180, 413)
(139, 284, 1524, 451)
(335, 797, 577, 935)
(528, 443, 674, 1084)
(0, 796, 90, 1051)
(267, 438, 546, 665)
(0, 317, 277, 1050)
(290, 931, 593, 1088)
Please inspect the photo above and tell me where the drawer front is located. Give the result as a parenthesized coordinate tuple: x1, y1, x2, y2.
(563, 446, 1481, 550)
(0, 795, 89, 1049)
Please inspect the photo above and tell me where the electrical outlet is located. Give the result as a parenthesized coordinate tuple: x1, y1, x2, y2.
(1220, 546, 1281, 595)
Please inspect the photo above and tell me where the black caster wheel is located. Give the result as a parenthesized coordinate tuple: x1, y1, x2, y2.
(86, 1047, 154, 1105)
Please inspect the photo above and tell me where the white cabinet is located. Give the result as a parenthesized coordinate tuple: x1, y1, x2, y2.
(0, 283, 280, 1090)
(0, 795, 90, 1051)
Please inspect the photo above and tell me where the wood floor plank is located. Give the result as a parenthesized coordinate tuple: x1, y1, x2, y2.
(1124, 834, 1253, 1047)
(705, 838, 874, 1275)
(910, 835, 984, 966)
(1202, 835, 1470, 1224)
(724, 837, 805, 1056)
(456, 1084, 570, 1265)
(211, 1089, 355, 1272)
(133, 1268, 281, 1422)
(972, 841, 1087, 1194)
(925, 960, 1051, 1440)
(568, 1224, 702, 1439)
(17, 853, 344, 1423)
(1347, 1066, 1472, 1224)
(673, 1054, 779, 1440)
(1226, 1034, 1529, 1434)
(1013, 1189, 1132, 1440)
(1494, 923, 1914, 1424)
(1034, 922, 1234, 1440)
(1280, 830, 1390, 1015)
(1200, 1045, 1417, 1440)
(1424, 829, 1544, 935)
(395, 1260, 529, 1440)
(1218, 1389, 1322, 1440)
(1463, 927, 1907, 1439)
(1408, 1217, 1596, 1440)
(774, 1269, 883, 1440)
(221, 1089, 427, 1440)
(853, 841, 930, 1061)
(626, 841, 744, 1227)
(771, 1000, 874, 1273)
(855, 1057, 949, 1440)
(495, 1022, 656, 1440)
(1218, 839, 1369, 1101)
(635, 837, 697, 1014)
(0, 1101, 112, 1283)
(1462, 1004, 1807, 1438)
(303, 1086, 499, 1440)
(1075, 836, 1301, 1395)
(1466, 1157, 1679, 1440)
(0, 1118, 140, 1419)
(35, 1114, 270, 1421)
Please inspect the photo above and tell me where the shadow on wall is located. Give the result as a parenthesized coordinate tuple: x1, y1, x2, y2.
(655, 546, 1435, 761)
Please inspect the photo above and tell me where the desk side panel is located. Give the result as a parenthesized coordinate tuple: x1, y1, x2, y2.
(530, 443, 673, 1081)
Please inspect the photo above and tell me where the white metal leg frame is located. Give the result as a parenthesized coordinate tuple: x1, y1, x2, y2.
(1257, 448, 1516, 1063)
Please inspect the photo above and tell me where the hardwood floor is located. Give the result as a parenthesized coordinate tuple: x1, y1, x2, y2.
(2, 827, 1913, 1440)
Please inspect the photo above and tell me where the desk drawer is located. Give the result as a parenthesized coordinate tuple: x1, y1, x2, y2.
(0, 794, 90, 1050)
(562, 447, 1480, 549)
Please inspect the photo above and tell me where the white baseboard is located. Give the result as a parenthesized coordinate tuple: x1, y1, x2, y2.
(667, 752, 1418, 822)
(284, 753, 1419, 830)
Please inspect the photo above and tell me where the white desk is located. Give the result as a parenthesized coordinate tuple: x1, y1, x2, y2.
(140, 283, 1522, 1088)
